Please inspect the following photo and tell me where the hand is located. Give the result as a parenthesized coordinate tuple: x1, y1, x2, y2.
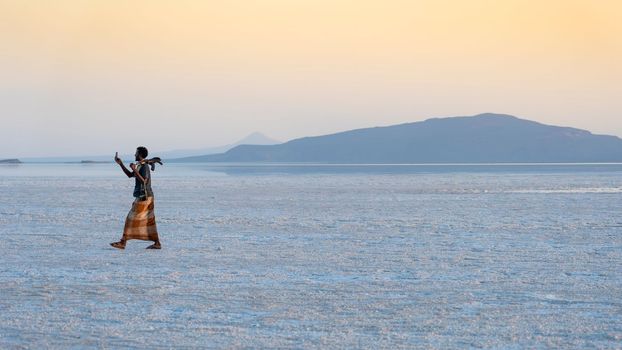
(129, 163, 136, 171)
(114, 152, 122, 164)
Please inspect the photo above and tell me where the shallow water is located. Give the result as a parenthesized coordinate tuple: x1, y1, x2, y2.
(1, 163, 621, 348)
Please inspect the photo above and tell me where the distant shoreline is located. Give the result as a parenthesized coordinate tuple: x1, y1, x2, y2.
(78, 160, 111, 164)
(6, 161, 622, 166)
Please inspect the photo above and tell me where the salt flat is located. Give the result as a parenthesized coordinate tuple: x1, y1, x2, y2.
(0, 164, 621, 348)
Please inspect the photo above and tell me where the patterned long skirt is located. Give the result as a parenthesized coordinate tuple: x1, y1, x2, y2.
(122, 197, 159, 242)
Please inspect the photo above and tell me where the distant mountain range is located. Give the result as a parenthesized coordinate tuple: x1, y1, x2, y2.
(172, 113, 622, 163)
(20, 132, 279, 163)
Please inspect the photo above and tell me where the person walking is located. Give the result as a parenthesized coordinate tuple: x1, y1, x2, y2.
(110, 146, 162, 249)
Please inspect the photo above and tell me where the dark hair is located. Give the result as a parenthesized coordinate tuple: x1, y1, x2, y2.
(136, 146, 148, 159)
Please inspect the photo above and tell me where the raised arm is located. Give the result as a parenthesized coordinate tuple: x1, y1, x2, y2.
(114, 152, 134, 178)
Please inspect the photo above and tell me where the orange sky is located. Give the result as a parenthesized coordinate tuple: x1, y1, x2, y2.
(1, 0, 621, 156)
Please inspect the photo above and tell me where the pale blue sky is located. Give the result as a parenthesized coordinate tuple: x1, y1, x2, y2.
(1, 0, 621, 158)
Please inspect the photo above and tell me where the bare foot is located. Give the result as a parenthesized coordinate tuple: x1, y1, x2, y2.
(110, 241, 126, 249)
(146, 243, 161, 249)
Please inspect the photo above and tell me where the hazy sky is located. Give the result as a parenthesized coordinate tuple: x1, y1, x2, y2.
(1, 0, 621, 157)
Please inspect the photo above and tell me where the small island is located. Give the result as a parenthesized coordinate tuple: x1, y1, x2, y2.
(0, 159, 22, 164)
(80, 160, 110, 164)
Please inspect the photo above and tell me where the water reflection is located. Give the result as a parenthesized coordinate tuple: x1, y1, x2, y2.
(188, 163, 622, 176)
(2, 162, 622, 177)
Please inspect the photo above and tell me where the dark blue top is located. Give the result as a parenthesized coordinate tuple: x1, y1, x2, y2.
(132, 163, 153, 198)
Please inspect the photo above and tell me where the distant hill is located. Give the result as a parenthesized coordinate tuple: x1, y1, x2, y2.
(0, 159, 21, 164)
(159, 132, 280, 160)
(20, 132, 279, 163)
(175, 114, 622, 163)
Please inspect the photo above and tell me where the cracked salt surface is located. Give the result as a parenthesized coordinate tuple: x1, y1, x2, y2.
(0, 163, 621, 349)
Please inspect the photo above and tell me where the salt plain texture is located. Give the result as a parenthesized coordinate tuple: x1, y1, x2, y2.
(0, 163, 621, 349)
